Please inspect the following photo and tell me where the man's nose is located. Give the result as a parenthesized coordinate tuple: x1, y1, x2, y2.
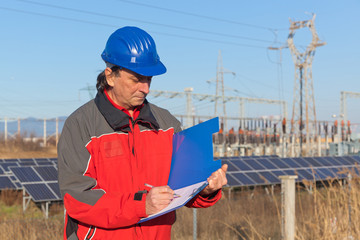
(139, 81, 150, 94)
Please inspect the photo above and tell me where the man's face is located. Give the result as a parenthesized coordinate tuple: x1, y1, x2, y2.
(106, 68, 152, 110)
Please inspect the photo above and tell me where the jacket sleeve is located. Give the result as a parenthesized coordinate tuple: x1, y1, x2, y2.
(185, 189, 222, 208)
(58, 112, 147, 229)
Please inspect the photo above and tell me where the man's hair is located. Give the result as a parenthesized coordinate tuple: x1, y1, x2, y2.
(96, 66, 122, 92)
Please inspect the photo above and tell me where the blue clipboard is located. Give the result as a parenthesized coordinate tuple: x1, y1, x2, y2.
(168, 117, 222, 189)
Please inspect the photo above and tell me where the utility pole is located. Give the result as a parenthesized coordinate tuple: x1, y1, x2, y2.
(288, 14, 326, 156)
(184, 87, 194, 128)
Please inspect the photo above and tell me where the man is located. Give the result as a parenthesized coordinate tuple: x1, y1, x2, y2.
(58, 26, 228, 240)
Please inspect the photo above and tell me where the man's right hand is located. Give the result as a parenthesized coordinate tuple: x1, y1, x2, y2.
(145, 186, 174, 215)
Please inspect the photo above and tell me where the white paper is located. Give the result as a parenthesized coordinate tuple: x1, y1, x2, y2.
(139, 180, 208, 223)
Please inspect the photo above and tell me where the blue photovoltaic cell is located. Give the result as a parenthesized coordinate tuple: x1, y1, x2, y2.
(256, 158, 277, 170)
(312, 157, 332, 166)
(36, 161, 54, 166)
(268, 158, 290, 169)
(323, 157, 342, 166)
(291, 158, 309, 168)
(270, 170, 287, 178)
(297, 169, 314, 180)
(231, 160, 252, 171)
(0, 176, 17, 189)
(4, 159, 19, 163)
(343, 156, 358, 165)
(352, 155, 360, 163)
(243, 159, 266, 170)
(258, 171, 280, 184)
(19, 158, 35, 163)
(226, 173, 243, 186)
(222, 160, 240, 172)
(10, 167, 42, 182)
(316, 168, 337, 179)
(0, 162, 19, 171)
(330, 167, 349, 178)
(23, 183, 58, 202)
(302, 157, 322, 167)
(19, 162, 36, 167)
(34, 166, 58, 181)
(335, 157, 353, 165)
(232, 172, 255, 185)
(282, 158, 301, 168)
(0, 167, 4, 175)
(246, 172, 266, 185)
(48, 182, 62, 199)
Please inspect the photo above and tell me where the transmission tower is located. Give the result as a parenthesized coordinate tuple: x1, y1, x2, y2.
(215, 50, 235, 131)
(288, 14, 326, 155)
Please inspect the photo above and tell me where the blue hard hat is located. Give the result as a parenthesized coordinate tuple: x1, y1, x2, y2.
(101, 26, 166, 76)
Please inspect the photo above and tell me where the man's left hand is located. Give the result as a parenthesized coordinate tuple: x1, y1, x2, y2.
(200, 164, 228, 197)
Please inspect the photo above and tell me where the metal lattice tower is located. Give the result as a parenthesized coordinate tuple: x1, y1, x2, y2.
(214, 50, 236, 130)
(287, 14, 325, 155)
(215, 50, 226, 128)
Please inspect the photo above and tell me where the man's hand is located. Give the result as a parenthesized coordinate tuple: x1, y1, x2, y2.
(145, 186, 174, 215)
(200, 164, 228, 197)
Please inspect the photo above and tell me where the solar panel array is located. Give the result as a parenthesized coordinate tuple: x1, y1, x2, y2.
(2, 155, 360, 200)
(223, 155, 360, 187)
(0, 158, 61, 202)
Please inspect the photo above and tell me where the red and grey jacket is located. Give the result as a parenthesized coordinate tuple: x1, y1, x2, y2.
(57, 91, 222, 240)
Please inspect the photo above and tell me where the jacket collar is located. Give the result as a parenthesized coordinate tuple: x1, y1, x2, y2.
(95, 90, 159, 131)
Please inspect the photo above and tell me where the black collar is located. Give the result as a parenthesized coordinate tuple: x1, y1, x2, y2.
(94, 91, 159, 131)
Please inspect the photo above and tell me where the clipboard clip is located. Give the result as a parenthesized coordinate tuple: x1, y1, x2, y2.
(190, 181, 209, 198)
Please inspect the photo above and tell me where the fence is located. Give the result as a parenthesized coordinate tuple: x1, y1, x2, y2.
(0, 117, 65, 146)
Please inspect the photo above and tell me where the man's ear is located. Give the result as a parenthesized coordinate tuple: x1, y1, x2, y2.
(105, 67, 115, 87)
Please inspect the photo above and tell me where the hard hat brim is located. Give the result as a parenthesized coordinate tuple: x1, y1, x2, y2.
(127, 61, 167, 77)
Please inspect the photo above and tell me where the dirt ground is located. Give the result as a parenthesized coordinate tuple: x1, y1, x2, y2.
(0, 146, 57, 159)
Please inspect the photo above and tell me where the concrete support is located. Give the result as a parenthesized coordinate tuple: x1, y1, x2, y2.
(280, 175, 298, 240)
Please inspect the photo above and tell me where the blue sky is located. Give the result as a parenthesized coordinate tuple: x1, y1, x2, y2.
(1, 0, 359, 128)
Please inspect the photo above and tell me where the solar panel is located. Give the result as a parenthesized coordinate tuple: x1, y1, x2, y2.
(0, 162, 20, 171)
(243, 159, 266, 170)
(256, 158, 278, 169)
(268, 158, 290, 169)
(232, 172, 255, 185)
(0, 176, 17, 189)
(22, 183, 59, 202)
(10, 167, 42, 182)
(231, 160, 252, 171)
(34, 166, 58, 181)
(223, 155, 360, 188)
(48, 182, 62, 199)
(259, 171, 281, 184)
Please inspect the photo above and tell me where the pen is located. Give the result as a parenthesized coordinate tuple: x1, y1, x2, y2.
(144, 183, 181, 198)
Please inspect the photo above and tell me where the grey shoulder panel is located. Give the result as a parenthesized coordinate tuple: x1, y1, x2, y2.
(148, 103, 182, 133)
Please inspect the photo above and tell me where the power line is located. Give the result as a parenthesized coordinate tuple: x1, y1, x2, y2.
(0, 6, 269, 49)
(14, 0, 281, 44)
(114, 0, 287, 31)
